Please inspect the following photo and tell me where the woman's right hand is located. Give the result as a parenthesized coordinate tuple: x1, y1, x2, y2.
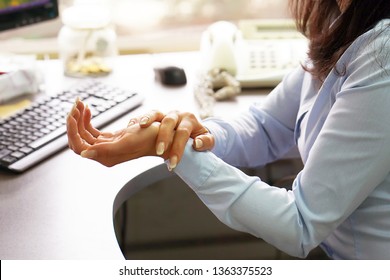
(129, 110, 215, 170)
(67, 99, 163, 167)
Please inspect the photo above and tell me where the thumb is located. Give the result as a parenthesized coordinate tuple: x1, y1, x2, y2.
(81, 149, 97, 159)
(193, 134, 215, 151)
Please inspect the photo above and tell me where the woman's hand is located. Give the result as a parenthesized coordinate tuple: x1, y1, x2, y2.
(129, 110, 215, 170)
(66, 99, 164, 167)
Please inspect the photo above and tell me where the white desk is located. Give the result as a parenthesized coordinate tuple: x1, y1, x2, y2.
(0, 52, 269, 259)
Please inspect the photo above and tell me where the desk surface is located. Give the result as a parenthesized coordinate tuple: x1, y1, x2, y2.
(0, 52, 268, 259)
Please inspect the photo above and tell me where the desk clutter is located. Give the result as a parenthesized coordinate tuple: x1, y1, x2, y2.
(194, 68, 241, 119)
(0, 54, 43, 105)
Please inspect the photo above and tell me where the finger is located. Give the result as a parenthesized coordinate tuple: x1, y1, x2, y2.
(66, 115, 91, 154)
(66, 100, 81, 150)
(83, 104, 101, 137)
(193, 133, 215, 151)
(76, 101, 97, 144)
(167, 118, 193, 170)
(155, 111, 180, 156)
(67, 98, 80, 123)
(139, 110, 166, 127)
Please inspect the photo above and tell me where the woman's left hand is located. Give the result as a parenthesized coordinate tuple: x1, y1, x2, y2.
(129, 110, 215, 170)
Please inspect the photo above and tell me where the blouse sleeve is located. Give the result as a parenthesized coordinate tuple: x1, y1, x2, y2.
(202, 66, 304, 167)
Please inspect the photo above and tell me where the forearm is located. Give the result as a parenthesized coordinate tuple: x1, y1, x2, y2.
(173, 140, 312, 258)
(203, 107, 296, 167)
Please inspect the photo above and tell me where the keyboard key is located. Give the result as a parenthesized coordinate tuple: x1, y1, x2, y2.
(11, 151, 25, 159)
(19, 146, 33, 153)
(1, 155, 17, 164)
(0, 149, 11, 158)
(29, 127, 66, 149)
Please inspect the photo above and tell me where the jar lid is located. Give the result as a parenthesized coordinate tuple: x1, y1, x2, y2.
(62, 5, 111, 29)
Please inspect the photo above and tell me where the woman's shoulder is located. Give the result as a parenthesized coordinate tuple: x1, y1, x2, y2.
(341, 19, 390, 66)
(373, 18, 390, 33)
(354, 19, 390, 51)
(335, 19, 390, 91)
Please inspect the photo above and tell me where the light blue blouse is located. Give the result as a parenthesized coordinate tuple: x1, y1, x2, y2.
(172, 19, 390, 259)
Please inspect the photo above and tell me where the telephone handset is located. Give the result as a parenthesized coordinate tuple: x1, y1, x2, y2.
(200, 19, 308, 88)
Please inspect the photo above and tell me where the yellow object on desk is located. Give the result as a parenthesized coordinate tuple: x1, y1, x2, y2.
(0, 99, 31, 119)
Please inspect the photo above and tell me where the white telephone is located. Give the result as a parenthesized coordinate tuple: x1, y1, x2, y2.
(200, 19, 308, 88)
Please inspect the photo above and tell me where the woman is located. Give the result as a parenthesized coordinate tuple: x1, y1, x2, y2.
(67, 0, 390, 259)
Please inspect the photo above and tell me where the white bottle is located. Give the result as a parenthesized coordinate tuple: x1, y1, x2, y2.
(57, 4, 117, 77)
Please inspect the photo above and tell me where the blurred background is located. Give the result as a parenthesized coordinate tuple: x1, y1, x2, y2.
(0, 0, 290, 56)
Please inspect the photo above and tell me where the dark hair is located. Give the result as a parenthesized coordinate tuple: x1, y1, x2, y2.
(289, 0, 390, 82)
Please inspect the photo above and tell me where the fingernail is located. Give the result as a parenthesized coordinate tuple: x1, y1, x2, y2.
(168, 155, 178, 171)
(195, 138, 203, 149)
(81, 150, 97, 159)
(128, 120, 136, 127)
(140, 116, 149, 125)
(70, 99, 78, 112)
(156, 142, 165, 156)
(67, 106, 76, 120)
(74, 97, 81, 109)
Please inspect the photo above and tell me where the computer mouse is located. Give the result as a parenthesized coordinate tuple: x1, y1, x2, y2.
(154, 66, 187, 86)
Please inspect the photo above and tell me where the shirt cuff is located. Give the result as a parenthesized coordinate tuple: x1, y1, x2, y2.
(202, 119, 228, 158)
(170, 139, 219, 190)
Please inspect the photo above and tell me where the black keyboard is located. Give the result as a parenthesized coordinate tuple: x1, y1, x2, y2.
(0, 81, 144, 172)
